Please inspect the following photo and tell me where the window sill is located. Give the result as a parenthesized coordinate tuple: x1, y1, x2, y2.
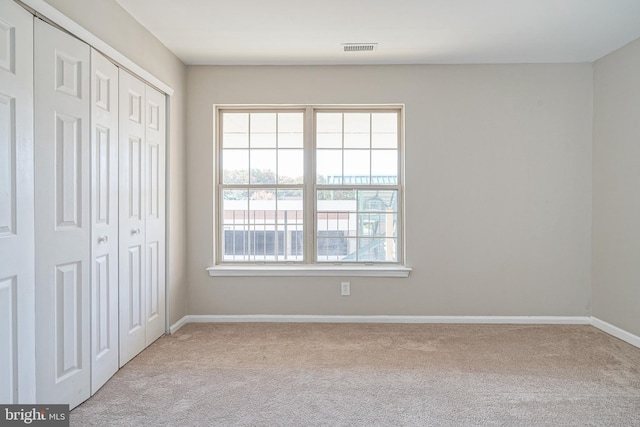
(207, 265, 412, 278)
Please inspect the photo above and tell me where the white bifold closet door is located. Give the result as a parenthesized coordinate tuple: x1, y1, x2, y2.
(144, 84, 166, 346)
(119, 70, 166, 367)
(0, 0, 35, 404)
(90, 49, 119, 394)
(34, 19, 91, 408)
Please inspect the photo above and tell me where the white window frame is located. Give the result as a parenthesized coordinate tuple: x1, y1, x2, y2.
(208, 104, 411, 278)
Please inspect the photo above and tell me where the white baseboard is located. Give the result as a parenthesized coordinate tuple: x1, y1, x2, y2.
(169, 315, 189, 334)
(174, 314, 591, 327)
(591, 317, 640, 349)
(170, 314, 639, 350)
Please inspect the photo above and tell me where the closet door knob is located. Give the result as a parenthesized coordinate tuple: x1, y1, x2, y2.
(131, 228, 141, 235)
(98, 235, 108, 243)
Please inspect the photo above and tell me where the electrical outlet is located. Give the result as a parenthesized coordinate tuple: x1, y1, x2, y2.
(341, 281, 350, 296)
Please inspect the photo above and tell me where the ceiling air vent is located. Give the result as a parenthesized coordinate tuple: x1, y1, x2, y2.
(342, 43, 378, 52)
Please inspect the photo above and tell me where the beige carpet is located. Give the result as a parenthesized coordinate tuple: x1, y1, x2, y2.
(71, 323, 640, 426)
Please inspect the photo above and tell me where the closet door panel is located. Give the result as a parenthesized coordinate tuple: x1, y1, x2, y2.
(90, 49, 119, 394)
(119, 69, 146, 366)
(34, 19, 91, 409)
(145, 86, 166, 345)
(0, 0, 34, 404)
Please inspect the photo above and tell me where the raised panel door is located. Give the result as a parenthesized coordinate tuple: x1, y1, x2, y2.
(0, 0, 35, 404)
(90, 49, 119, 394)
(118, 69, 146, 366)
(34, 19, 91, 409)
(144, 86, 166, 345)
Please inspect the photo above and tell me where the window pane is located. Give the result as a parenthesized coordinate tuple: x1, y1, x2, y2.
(279, 133, 303, 148)
(344, 133, 370, 149)
(317, 200, 357, 235)
(358, 213, 396, 238)
(251, 113, 276, 148)
(316, 189, 356, 206)
(223, 228, 248, 260)
(317, 237, 356, 262)
(358, 238, 397, 262)
(344, 113, 370, 148)
(358, 190, 398, 212)
(222, 190, 249, 261)
(343, 150, 370, 182)
(222, 190, 248, 225)
(317, 113, 342, 132)
(278, 149, 303, 184)
(316, 113, 342, 148)
(222, 113, 249, 148)
(222, 149, 249, 184)
(278, 112, 303, 133)
(344, 113, 369, 133)
(224, 113, 249, 133)
(372, 134, 397, 149)
(359, 213, 380, 237)
(371, 113, 397, 149)
(317, 237, 349, 260)
(371, 150, 398, 183)
(278, 113, 303, 148)
(250, 149, 276, 184)
(317, 211, 356, 234)
(316, 149, 342, 184)
(248, 190, 276, 261)
(249, 189, 276, 211)
(277, 227, 303, 260)
(277, 189, 304, 261)
(316, 190, 358, 262)
(252, 133, 277, 148)
(223, 132, 249, 148)
(316, 133, 342, 148)
(317, 214, 357, 236)
(277, 189, 303, 226)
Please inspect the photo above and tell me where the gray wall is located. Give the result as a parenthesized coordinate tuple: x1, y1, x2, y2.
(43, 1, 639, 325)
(593, 38, 640, 336)
(186, 64, 593, 317)
(44, 0, 188, 325)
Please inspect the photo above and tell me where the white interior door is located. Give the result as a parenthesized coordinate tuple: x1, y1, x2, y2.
(34, 19, 91, 409)
(119, 69, 147, 366)
(90, 49, 119, 394)
(144, 86, 166, 345)
(0, 0, 35, 404)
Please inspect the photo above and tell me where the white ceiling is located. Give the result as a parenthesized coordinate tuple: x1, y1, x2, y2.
(115, 0, 640, 65)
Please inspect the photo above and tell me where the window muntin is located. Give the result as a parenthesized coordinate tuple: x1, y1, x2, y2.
(217, 106, 402, 264)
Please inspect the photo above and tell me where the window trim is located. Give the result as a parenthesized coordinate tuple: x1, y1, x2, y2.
(207, 265, 412, 278)
(213, 104, 409, 275)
